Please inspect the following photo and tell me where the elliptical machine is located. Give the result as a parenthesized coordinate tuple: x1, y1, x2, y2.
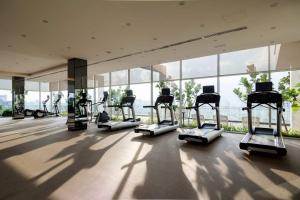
(239, 82, 287, 155)
(33, 95, 61, 118)
(93, 91, 109, 123)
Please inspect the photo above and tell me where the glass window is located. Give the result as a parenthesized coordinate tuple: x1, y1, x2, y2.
(59, 91, 68, 114)
(153, 80, 180, 122)
(182, 55, 217, 79)
(271, 71, 291, 126)
(270, 44, 281, 71)
(181, 78, 217, 125)
(219, 75, 250, 125)
(25, 91, 39, 109)
(41, 82, 49, 92)
(110, 85, 129, 119)
(0, 89, 12, 110)
(25, 81, 39, 91)
(111, 70, 128, 86)
(153, 61, 180, 81)
(130, 83, 151, 122)
(0, 78, 12, 90)
(130, 67, 151, 84)
(220, 46, 269, 75)
(220, 74, 271, 127)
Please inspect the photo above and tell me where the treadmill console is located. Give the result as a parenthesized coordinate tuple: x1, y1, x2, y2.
(162, 88, 171, 95)
(203, 85, 215, 93)
(256, 82, 273, 92)
(126, 89, 133, 96)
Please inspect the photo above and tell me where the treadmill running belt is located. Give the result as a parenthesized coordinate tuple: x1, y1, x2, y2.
(248, 135, 275, 146)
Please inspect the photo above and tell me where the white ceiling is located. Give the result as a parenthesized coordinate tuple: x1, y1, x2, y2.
(0, 0, 300, 81)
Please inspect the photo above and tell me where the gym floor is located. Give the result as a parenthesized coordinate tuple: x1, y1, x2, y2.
(0, 117, 299, 200)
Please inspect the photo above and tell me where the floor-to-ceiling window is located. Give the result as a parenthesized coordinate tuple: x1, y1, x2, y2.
(87, 42, 299, 136)
(25, 81, 40, 110)
(219, 46, 269, 130)
(111, 70, 129, 120)
(153, 61, 180, 123)
(130, 67, 151, 123)
(0, 78, 12, 117)
(95, 73, 109, 114)
(182, 55, 218, 126)
(40, 82, 50, 112)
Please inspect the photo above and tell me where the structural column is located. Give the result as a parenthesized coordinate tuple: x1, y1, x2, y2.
(67, 58, 87, 131)
(12, 76, 25, 119)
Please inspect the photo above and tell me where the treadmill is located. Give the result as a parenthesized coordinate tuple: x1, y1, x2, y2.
(97, 89, 141, 130)
(134, 88, 179, 135)
(239, 82, 287, 155)
(178, 85, 223, 143)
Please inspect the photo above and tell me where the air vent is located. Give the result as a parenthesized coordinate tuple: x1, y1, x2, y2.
(89, 26, 248, 66)
(204, 26, 247, 39)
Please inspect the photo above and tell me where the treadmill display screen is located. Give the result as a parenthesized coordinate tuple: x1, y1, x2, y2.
(256, 82, 273, 92)
(203, 85, 215, 93)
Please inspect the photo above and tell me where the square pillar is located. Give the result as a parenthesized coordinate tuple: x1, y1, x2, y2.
(67, 58, 87, 131)
(12, 77, 25, 119)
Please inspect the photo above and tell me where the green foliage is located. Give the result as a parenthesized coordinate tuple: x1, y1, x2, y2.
(110, 86, 128, 105)
(282, 129, 300, 138)
(0, 105, 2, 114)
(233, 70, 268, 102)
(183, 80, 201, 107)
(111, 115, 123, 121)
(234, 69, 300, 109)
(278, 73, 300, 109)
(155, 80, 201, 113)
(222, 125, 248, 134)
(2, 109, 12, 117)
(155, 81, 170, 94)
(182, 119, 198, 129)
(60, 111, 68, 117)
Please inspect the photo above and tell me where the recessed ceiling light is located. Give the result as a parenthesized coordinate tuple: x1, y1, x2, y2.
(179, 1, 185, 6)
(125, 22, 131, 27)
(270, 2, 279, 8)
(91, 36, 96, 40)
(42, 19, 49, 23)
(21, 34, 27, 38)
(106, 51, 111, 54)
(270, 26, 277, 30)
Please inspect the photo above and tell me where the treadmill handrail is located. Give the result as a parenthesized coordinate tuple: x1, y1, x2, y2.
(143, 105, 155, 108)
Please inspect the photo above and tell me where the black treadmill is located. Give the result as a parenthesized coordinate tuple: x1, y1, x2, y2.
(178, 85, 223, 143)
(239, 82, 287, 155)
(134, 88, 179, 135)
(97, 90, 141, 130)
